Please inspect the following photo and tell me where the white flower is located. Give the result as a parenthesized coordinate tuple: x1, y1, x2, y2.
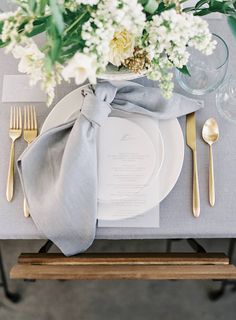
(82, 0, 145, 72)
(75, 0, 99, 4)
(108, 30, 135, 66)
(12, 40, 62, 106)
(0, 9, 21, 44)
(12, 41, 45, 85)
(0, 11, 16, 21)
(62, 52, 97, 85)
(144, 9, 216, 98)
(41, 63, 63, 106)
(61, 0, 99, 11)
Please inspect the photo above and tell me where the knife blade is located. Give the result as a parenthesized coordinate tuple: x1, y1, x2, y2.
(186, 112, 200, 217)
(186, 112, 197, 151)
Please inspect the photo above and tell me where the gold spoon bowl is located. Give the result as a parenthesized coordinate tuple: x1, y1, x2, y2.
(202, 118, 219, 206)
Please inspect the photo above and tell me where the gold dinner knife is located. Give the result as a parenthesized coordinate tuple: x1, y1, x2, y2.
(186, 112, 200, 217)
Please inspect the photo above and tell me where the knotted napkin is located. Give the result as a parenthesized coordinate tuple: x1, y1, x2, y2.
(17, 81, 203, 256)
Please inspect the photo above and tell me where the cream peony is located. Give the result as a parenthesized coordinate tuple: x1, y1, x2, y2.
(62, 52, 97, 85)
(108, 30, 135, 67)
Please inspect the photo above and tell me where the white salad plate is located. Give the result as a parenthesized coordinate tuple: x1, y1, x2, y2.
(41, 81, 184, 220)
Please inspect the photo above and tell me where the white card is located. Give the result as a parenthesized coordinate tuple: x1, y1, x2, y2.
(2, 75, 47, 102)
(98, 117, 157, 220)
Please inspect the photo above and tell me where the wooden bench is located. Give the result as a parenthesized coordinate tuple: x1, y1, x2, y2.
(10, 252, 236, 280)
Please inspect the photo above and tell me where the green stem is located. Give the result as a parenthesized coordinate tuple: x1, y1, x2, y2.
(63, 11, 87, 35)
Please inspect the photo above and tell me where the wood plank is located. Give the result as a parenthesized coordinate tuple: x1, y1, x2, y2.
(10, 264, 236, 280)
(18, 253, 229, 266)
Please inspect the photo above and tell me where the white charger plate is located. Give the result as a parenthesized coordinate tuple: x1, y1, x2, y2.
(41, 81, 184, 220)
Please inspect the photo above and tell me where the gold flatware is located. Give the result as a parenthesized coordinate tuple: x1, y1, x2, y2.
(202, 118, 219, 207)
(186, 112, 200, 217)
(23, 106, 38, 218)
(6, 107, 22, 202)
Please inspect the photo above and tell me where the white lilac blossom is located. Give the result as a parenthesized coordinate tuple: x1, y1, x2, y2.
(12, 41, 45, 84)
(144, 9, 216, 98)
(12, 40, 62, 106)
(75, 0, 99, 4)
(41, 63, 63, 106)
(0, 8, 29, 51)
(61, 0, 99, 11)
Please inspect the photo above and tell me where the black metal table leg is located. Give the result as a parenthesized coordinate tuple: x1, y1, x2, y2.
(0, 249, 21, 303)
(38, 240, 53, 253)
(24, 240, 54, 283)
(187, 239, 207, 253)
(166, 238, 207, 254)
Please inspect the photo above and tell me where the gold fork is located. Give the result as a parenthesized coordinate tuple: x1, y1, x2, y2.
(6, 107, 22, 202)
(23, 106, 38, 218)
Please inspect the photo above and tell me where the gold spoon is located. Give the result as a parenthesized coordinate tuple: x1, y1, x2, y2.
(202, 118, 219, 206)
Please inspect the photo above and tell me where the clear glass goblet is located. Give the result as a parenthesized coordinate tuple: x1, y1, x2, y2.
(176, 34, 229, 95)
(216, 76, 236, 124)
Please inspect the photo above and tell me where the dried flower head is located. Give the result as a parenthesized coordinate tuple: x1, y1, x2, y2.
(123, 47, 151, 74)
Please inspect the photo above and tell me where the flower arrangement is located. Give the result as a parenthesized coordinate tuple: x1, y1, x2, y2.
(0, 0, 236, 105)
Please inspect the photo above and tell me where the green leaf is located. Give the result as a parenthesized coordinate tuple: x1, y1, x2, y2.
(38, 0, 48, 15)
(27, 22, 47, 37)
(177, 65, 191, 77)
(0, 21, 4, 34)
(44, 56, 53, 72)
(0, 40, 9, 48)
(47, 20, 62, 62)
(228, 15, 236, 38)
(195, 0, 209, 9)
(183, 6, 195, 12)
(63, 12, 90, 36)
(194, 8, 211, 15)
(29, 0, 37, 12)
(49, 0, 64, 34)
(138, 0, 149, 6)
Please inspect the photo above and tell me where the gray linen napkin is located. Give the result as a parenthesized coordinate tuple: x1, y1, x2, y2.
(17, 81, 203, 256)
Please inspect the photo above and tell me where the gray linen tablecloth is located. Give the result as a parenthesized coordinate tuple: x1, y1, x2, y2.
(0, 16, 236, 240)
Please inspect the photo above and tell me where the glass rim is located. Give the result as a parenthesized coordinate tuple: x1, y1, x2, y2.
(212, 33, 229, 70)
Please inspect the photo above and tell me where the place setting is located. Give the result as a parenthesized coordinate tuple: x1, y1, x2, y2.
(0, 0, 235, 257)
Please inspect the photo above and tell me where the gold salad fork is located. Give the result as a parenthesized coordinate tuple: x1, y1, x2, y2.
(23, 106, 38, 218)
(6, 107, 22, 202)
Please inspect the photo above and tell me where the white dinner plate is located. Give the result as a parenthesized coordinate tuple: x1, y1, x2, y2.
(41, 81, 184, 220)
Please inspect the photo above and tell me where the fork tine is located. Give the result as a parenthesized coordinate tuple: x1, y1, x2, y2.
(15, 107, 17, 129)
(27, 106, 30, 130)
(19, 107, 22, 129)
(10, 107, 13, 129)
(30, 105, 33, 130)
(24, 106, 26, 130)
(15, 107, 19, 129)
(33, 106, 38, 130)
(13, 107, 16, 129)
(33, 106, 37, 130)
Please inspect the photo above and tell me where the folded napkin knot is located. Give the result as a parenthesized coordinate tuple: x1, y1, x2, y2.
(17, 81, 204, 257)
(81, 83, 117, 126)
